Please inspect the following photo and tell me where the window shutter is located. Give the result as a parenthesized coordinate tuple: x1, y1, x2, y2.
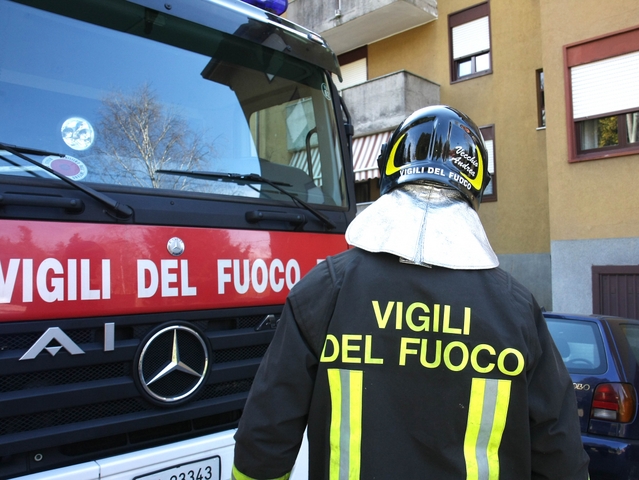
(484, 138, 494, 195)
(333, 58, 367, 91)
(452, 16, 490, 60)
(571, 51, 639, 119)
(485, 139, 495, 175)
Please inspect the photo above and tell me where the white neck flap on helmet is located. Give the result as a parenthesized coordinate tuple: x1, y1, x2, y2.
(346, 183, 498, 270)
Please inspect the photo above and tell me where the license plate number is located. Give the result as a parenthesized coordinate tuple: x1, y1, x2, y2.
(134, 456, 220, 480)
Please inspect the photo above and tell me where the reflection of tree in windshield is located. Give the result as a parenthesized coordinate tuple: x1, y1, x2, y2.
(94, 83, 211, 190)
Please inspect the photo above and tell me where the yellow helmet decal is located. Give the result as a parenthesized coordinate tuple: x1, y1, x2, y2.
(385, 133, 407, 176)
(461, 146, 484, 190)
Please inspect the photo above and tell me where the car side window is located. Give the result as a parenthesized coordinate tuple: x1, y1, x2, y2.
(620, 325, 639, 365)
(546, 318, 607, 374)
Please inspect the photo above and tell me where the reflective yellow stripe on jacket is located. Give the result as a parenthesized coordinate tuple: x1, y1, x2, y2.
(327, 368, 364, 480)
(464, 378, 512, 480)
(231, 464, 290, 480)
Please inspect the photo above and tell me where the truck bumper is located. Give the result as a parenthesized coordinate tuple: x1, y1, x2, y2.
(12, 430, 310, 480)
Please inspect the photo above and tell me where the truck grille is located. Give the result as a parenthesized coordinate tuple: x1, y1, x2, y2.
(0, 307, 278, 478)
(0, 361, 130, 393)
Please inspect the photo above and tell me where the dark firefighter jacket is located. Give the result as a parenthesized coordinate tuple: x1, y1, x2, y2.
(233, 248, 590, 480)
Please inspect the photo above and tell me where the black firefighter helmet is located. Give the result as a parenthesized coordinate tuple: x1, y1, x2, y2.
(377, 105, 491, 210)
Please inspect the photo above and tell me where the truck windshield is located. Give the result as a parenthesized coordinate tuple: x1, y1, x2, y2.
(0, 0, 347, 207)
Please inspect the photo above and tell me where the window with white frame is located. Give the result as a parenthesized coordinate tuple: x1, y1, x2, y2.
(565, 27, 639, 161)
(449, 3, 491, 82)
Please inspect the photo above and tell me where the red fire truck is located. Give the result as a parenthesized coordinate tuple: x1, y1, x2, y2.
(0, 0, 355, 478)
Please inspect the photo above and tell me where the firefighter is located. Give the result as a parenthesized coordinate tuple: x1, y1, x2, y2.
(232, 105, 589, 479)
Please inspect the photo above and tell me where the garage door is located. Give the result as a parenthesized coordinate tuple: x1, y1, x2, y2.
(593, 266, 639, 319)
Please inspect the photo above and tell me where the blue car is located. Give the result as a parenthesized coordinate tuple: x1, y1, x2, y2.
(545, 312, 639, 479)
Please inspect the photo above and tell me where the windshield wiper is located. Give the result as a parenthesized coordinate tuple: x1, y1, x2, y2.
(0, 142, 133, 219)
(156, 169, 336, 230)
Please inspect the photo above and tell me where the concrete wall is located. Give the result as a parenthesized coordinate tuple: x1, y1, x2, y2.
(292, 0, 639, 311)
(367, 0, 549, 257)
(287, 0, 437, 54)
(365, 0, 551, 302)
(552, 237, 639, 314)
(539, 0, 639, 245)
(538, 0, 639, 312)
(287, 0, 436, 38)
(498, 253, 552, 311)
(341, 70, 440, 136)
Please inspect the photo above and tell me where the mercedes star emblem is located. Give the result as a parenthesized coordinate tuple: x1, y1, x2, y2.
(137, 324, 209, 403)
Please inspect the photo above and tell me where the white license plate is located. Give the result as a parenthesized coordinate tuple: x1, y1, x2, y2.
(134, 456, 220, 480)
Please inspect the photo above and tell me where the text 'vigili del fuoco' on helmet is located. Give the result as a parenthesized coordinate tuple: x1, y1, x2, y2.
(377, 105, 491, 210)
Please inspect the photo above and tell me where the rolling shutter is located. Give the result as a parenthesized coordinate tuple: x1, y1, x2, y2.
(452, 17, 490, 60)
(484, 139, 494, 195)
(571, 51, 639, 119)
(333, 58, 367, 91)
(593, 266, 639, 320)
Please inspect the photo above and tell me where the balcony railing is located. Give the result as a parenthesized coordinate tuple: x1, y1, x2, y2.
(286, 0, 437, 55)
(341, 70, 440, 136)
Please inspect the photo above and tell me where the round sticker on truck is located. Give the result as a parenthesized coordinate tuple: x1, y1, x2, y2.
(42, 155, 88, 181)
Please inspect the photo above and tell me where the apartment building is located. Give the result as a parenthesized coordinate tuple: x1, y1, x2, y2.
(287, 0, 639, 316)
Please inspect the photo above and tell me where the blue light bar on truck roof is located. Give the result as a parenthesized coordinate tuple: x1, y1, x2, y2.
(240, 0, 287, 15)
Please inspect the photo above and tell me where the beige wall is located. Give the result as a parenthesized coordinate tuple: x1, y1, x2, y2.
(368, 0, 549, 254)
(539, 0, 639, 241)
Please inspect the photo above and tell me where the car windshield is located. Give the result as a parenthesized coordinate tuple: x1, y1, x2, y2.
(0, 0, 347, 207)
(546, 318, 607, 374)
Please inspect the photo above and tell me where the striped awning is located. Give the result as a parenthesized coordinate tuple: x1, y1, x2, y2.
(289, 130, 393, 184)
(290, 148, 322, 186)
(352, 131, 393, 182)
